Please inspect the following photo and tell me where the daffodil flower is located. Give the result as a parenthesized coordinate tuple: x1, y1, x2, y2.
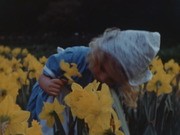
(60, 60, 82, 84)
(0, 73, 19, 102)
(164, 59, 180, 86)
(150, 56, 164, 74)
(0, 95, 30, 135)
(164, 59, 179, 75)
(21, 48, 29, 56)
(39, 56, 47, 65)
(11, 47, 21, 57)
(147, 70, 172, 96)
(39, 98, 65, 127)
(26, 120, 42, 135)
(65, 80, 123, 135)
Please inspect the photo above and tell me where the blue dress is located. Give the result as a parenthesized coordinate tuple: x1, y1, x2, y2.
(26, 46, 94, 134)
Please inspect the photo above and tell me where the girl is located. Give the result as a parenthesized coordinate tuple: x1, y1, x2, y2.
(27, 28, 160, 135)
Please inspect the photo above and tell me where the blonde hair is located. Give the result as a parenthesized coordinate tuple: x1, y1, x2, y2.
(87, 42, 138, 108)
(89, 27, 120, 50)
(87, 47, 128, 82)
(87, 27, 121, 72)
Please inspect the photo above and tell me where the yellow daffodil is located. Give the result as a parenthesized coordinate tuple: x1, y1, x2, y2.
(11, 47, 21, 57)
(112, 113, 122, 135)
(150, 56, 164, 74)
(10, 57, 22, 72)
(23, 54, 32, 68)
(39, 98, 65, 127)
(21, 48, 29, 56)
(84, 80, 100, 92)
(0, 45, 11, 54)
(26, 120, 42, 135)
(85, 83, 114, 135)
(65, 81, 121, 135)
(164, 59, 179, 75)
(0, 95, 30, 135)
(65, 82, 98, 119)
(65, 80, 100, 117)
(0, 73, 19, 102)
(0, 57, 12, 74)
(98, 111, 124, 135)
(86, 110, 112, 135)
(60, 60, 81, 83)
(28, 65, 43, 80)
(146, 70, 172, 96)
(12, 69, 29, 89)
(0, 45, 4, 53)
(96, 83, 113, 108)
(3, 46, 11, 54)
(23, 54, 43, 80)
(164, 59, 180, 86)
(39, 56, 47, 65)
(23, 54, 38, 68)
(115, 130, 125, 135)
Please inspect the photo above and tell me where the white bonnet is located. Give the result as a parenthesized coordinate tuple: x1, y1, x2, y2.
(89, 28, 160, 86)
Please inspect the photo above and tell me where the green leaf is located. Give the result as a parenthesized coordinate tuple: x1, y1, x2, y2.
(143, 124, 157, 135)
(111, 89, 130, 135)
(103, 129, 115, 135)
(77, 118, 89, 135)
(143, 92, 157, 121)
(52, 111, 66, 135)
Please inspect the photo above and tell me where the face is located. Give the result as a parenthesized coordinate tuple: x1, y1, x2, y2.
(87, 49, 128, 87)
(90, 54, 127, 86)
(92, 62, 115, 86)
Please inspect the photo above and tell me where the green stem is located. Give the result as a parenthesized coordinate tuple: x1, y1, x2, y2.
(153, 84, 160, 127)
(153, 94, 158, 127)
(52, 111, 66, 135)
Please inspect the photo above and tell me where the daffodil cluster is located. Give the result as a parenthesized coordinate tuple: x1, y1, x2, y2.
(0, 95, 42, 135)
(39, 98, 65, 127)
(0, 45, 46, 134)
(147, 56, 179, 96)
(1, 45, 180, 135)
(125, 56, 180, 135)
(65, 80, 124, 135)
(0, 45, 47, 102)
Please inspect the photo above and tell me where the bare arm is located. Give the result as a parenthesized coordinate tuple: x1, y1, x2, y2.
(38, 74, 67, 96)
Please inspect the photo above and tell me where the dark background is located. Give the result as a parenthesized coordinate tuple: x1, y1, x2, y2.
(0, 0, 179, 61)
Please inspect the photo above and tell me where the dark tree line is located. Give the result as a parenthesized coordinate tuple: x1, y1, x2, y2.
(0, 0, 179, 38)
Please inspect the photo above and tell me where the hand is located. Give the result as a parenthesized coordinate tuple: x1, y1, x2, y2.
(46, 78, 67, 96)
(38, 74, 68, 96)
